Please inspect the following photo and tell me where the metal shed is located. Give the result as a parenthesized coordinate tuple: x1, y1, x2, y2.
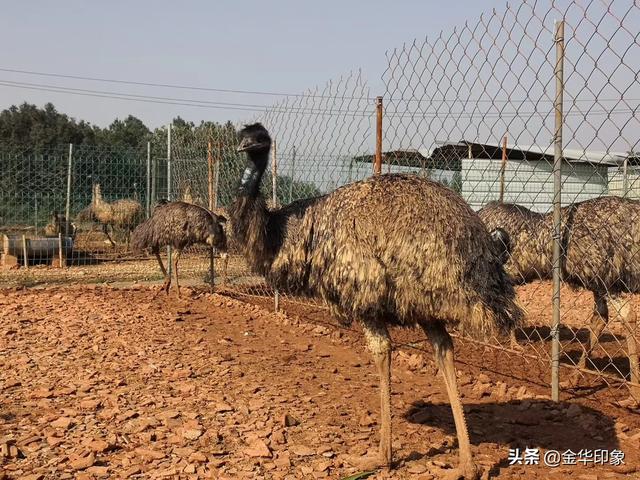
(428, 141, 629, 213)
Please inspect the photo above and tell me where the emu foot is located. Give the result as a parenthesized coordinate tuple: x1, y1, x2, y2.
(345, 452, 390, 471)
(443, 463, 481, 480)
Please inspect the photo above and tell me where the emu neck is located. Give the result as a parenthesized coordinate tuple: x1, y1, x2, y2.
(238, 150, 268, 197)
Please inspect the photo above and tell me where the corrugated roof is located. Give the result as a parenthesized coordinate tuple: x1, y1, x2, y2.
(354, 141, 635, 169)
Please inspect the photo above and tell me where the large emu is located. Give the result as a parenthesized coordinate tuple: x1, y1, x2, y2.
(81, 184, 144, 247)
(479, 199, 639, 398)
(131, 201, 227, 297)
(229, 123, 522, 478)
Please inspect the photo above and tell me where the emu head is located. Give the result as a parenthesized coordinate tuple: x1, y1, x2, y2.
(490, 227, 511, 265)
(206, 214, 228, 252)
(237, 123, 271, 157)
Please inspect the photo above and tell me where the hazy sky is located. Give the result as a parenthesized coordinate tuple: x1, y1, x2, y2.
(0, 0, 495, 129)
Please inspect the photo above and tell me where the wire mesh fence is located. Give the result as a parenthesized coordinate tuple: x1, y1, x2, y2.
(1, 0, 639, 406)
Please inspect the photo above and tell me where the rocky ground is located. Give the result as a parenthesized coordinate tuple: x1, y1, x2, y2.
(1, 285, 639, 479)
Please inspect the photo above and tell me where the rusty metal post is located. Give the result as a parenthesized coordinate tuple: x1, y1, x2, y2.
(272, 140, 280, 311)
(551, 20, 565, 402)
(499, 135, 507, 202)
(374, 96, 383, 175)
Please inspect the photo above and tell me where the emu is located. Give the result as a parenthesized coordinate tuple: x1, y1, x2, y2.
(131, 201, 227, 297)
(43, 212, 77, 239)
(479, 199, 640, 401)
(229, 123, 521, 478)
(80, 184, 144, 247)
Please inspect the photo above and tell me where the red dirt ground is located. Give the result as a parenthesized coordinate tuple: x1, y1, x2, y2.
(1, 285, 639, 479)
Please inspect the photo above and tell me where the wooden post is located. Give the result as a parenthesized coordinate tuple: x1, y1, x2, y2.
(374, 96, 383, 175)
(58, 233, 64, 268)
(22, 235, 28, 269)
(499, 135, 508, 202)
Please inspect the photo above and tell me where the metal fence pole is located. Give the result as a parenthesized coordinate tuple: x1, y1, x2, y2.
(166, 124, 173, 279)
(551, 19, 565, 402)
(213, 140, 221, 210)
(374, 96, 383, 175)
(623, 156, 629, 198)
(499, 135, 507, 202)
(146, 141, 151, 218)
(65, 143, 73, 234)
(272, 139, 280, 312)
(289, 146, 296, 203)
(207, 138, 215, 290)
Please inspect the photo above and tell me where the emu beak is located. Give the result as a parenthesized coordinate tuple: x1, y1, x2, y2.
(236, 138, 251, 152)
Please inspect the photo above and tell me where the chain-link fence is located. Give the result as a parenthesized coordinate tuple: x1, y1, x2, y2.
(1, 0, 639, 406)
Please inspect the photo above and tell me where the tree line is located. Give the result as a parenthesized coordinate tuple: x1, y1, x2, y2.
(0, 103, 322, 226)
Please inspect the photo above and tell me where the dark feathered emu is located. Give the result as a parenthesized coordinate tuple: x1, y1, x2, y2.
(479, 199, 640, 400)
(229, 123, 522, 478)
(131, 201, 227, 297)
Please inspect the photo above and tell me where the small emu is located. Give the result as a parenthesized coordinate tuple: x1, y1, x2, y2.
(81, 184, 144, 247)
(131, 201, 227, 297)
(479, 198, 640, 400)
(43, 212, 77, 239)
(229, 123, 521, 478)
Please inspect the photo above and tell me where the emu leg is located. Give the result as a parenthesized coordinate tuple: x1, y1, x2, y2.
(611, 297, 640, 404)
(577, 292, 608, 370)
(422, 321, 479, 480)
(173, 249, 182, 298)
(361, 321, 393, 468)
(102, 224, 116, 247)
(152, 248, 170, 299)
(222, 252, 229, 285)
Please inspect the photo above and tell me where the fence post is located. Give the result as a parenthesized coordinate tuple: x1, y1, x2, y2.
(272, 139, 280, 312)
(58, 232, 64, 268)
(499, 135, 507, 202)
(166, 124, 173, 279)
(207, 139, 214, 210)
(207, 137, 216, 290)
(289, 146, 296, 203)
(146, 141, 151, 218)
(22, 235, 28, 269)
(374, 96, 383, 175)
(623, 156, 629, 198)
(551, 19, 565, 403)
(213, 140, 221, 210)
(65, 143, 73, 234)
(34, 198, 38, 236)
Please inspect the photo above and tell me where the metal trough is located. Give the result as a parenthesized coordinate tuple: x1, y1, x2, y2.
(2, 234, 74, 259)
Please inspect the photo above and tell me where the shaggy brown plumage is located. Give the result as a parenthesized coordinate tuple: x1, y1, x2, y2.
(80, 184, 144, 247)
(131, 201, 227, 296)
(479, 198, 640, 395)
(229, 123, 522, 478)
